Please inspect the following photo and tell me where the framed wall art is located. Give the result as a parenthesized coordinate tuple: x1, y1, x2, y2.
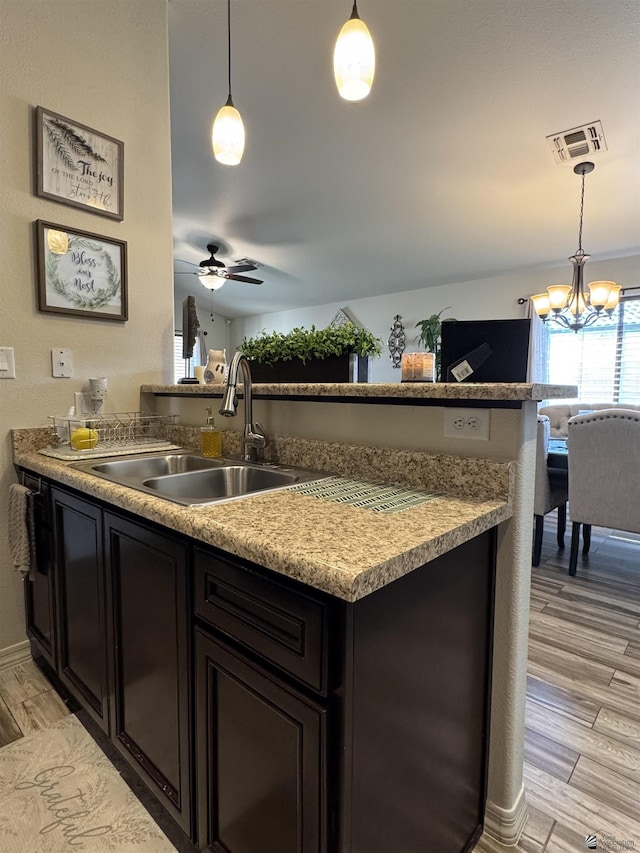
(35, 220, 128, 321)
(35, 106, 124, 220)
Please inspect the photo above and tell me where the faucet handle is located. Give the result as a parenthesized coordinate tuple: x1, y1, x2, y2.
(245, 422, 266, 448)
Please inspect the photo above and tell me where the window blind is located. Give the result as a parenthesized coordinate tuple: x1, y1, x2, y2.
(546, 296, 640, 404)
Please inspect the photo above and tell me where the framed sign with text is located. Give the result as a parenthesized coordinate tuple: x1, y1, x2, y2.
(35, 220, 128, 321)
(35, 106, 124, 220)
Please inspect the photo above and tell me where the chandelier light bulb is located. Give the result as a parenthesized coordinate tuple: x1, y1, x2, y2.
(588, 280, 615, 310)
(546, 285, 572, 311)
(531, 293, 551, 319)
(604, 284, 621, 314)
(212, 97, 245, 166)
(334, 2, 375, 101)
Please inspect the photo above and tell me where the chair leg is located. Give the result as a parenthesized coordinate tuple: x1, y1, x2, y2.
(557, 503, 567, 550)
(569, 521, 581, 576)
(582, 523, 592, 555)
(533, 515, 544, 567)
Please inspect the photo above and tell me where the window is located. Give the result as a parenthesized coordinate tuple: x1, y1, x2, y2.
(174, 333, 204, 383)
(546, 296, 640, 403)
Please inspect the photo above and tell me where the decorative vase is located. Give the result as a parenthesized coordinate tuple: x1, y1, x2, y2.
(204, 349, 227, 384)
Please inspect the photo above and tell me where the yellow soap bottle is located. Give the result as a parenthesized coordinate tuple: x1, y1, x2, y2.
(201, 407, 222, 458)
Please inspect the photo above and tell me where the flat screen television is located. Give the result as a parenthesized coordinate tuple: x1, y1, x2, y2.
(440, 319, 531, 383)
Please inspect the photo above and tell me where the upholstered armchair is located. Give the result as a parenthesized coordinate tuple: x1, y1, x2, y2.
(533, 415, 568, 567)
(567, 409, 640, 576)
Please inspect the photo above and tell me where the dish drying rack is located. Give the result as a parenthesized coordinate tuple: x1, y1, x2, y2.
(40, 412, 182, 460)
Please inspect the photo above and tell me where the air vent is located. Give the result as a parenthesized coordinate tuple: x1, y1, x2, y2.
(546, 121, 607, 165)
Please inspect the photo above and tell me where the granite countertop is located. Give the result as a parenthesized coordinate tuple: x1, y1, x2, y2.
(141, 382, 577, 402)
(13, 433, 513, 602)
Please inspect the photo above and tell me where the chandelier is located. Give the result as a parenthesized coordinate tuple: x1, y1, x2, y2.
(531, 162, 620, 332)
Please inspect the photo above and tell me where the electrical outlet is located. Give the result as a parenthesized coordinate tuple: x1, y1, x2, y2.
(443, 408, 491, 441)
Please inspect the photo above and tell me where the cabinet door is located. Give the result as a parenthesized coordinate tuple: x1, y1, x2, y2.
(22, 475, 57, 670)
(52, 488, 109, 733)
(195, 629, 327, 853)
(105, 513, 192, 838)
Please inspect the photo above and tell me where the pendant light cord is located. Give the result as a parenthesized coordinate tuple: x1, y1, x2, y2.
(227, 0, 232, 100)
(576, 169, 586, 255)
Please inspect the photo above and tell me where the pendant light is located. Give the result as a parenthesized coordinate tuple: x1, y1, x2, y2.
(333, 1, 375, 102)
(211, 0, 244, 165)
(531, 162, 620, 332)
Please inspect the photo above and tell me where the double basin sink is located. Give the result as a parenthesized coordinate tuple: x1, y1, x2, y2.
(71, 452, 329, 507)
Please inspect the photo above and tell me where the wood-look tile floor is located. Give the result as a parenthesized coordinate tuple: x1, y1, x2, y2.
(1, 519, 638, 852)
(475, 519, 640, 853)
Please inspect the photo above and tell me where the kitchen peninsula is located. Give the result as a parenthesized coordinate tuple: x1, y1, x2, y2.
(13, 382, 575, 853)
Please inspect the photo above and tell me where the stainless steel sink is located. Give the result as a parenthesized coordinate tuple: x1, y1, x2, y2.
(71, 452, 329, 506)
(88, 454, 224, 480)
(144, 466, 299, 502)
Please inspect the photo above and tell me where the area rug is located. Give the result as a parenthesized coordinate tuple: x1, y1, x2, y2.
(0, 715, 177, 852)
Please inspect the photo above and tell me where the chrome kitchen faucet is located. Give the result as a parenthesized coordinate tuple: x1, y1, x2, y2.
(219, 353, 266, 462)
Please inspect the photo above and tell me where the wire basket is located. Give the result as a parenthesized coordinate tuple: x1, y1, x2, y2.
(48, 412, 179, 454)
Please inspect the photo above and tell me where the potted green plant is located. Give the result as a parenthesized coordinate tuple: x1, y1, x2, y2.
(414, 308, 456, 381)
(239, 322, 382, 383)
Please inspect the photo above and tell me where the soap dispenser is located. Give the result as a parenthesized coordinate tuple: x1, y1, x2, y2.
(201, 407, 222, 458)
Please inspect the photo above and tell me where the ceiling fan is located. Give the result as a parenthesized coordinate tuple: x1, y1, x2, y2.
(175, 242, 263, 287)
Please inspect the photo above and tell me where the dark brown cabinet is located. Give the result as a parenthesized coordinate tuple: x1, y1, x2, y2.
(195, 630, 327, 853)
(104, 513, 192, 837)
(194, 535, 495, 853)
(22, 474, 57, 671)
(21, 472, 496, 853)
(51, 487, 110, 734)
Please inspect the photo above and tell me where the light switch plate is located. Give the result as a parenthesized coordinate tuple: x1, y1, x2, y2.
(0, 346, 16, 378)
(52, 348, 73, 378)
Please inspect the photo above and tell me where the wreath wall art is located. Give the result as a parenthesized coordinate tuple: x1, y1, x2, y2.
(35, 220, 128, 321)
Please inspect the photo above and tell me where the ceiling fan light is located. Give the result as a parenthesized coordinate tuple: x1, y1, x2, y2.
(200, 275, 226, 291)
(588, 280, 615, 309)
(334, 14, 375, 101)
(212, 102, 245, 166)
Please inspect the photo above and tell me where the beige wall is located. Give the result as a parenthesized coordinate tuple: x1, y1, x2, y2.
(232, 254, 640, 383)
(0, 0, 174, 655)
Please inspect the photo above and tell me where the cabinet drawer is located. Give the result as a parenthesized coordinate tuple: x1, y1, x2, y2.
(195, 550, 329, 694)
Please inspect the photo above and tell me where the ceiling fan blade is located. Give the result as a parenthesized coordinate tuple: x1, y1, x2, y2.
(227, 274, 263, 285)
(175, 258, 199, 268)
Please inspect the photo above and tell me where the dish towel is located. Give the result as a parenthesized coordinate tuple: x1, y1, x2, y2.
(8, 483, 35, 579)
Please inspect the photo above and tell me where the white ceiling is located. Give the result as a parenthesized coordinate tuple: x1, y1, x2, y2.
(169, 0, 640, 318)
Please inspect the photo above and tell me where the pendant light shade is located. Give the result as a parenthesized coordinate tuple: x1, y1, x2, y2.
(334, 1, 375, 102)
(212, 96, 245, 166)
(212, 0, 244, 166)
